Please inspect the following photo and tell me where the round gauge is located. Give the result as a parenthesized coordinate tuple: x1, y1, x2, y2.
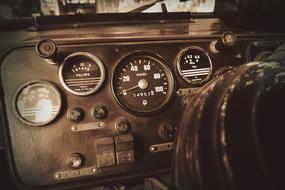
(177, 47, 212, 85)
(112, 52, 175, 115)
(59, 52, 105, 96)
(14, 81, 61, 127)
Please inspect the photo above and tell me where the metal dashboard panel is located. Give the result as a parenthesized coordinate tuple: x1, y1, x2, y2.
(0, 39, 236, 188)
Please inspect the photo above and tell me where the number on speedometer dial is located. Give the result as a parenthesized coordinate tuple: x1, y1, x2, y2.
(112, 52, 175, 115)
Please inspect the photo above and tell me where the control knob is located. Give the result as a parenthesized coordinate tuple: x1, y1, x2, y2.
(211, 31, 237, 53)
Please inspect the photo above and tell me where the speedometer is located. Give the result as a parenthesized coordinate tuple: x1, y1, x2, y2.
(112, 52, 175, 115)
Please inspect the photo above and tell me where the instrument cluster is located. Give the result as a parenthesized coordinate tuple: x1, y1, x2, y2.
(14, 43, 219, 124)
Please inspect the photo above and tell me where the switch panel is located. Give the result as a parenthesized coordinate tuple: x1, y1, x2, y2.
(95, 137, 116, 168)
(95, 135, 135, 168)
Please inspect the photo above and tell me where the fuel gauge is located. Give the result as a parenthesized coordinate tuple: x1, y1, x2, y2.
(59, 52, 105, 96)
(177, 47, 212, 85)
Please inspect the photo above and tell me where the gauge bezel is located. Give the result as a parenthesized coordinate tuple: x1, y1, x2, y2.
(59, 52, 105, 96)
(13, 80, 62, 127)
(111, 51, 175, 116)
(176, 46, 213, 85)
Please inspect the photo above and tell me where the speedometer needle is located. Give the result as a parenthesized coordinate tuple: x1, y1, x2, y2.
(124, 85, 139, 92)
(123, 79, 149, 92)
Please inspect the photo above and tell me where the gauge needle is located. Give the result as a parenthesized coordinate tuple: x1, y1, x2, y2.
(123, 79, 149, 92)
(124, 85, 139, 92)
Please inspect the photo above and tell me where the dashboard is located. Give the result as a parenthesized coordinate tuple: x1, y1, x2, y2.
(1, 17, 285, 189)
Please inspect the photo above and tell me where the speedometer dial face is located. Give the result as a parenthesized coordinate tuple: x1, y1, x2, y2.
(59, 52, 105, 96)
(177, 47, 212, 85)
(112, 52, 175, 115)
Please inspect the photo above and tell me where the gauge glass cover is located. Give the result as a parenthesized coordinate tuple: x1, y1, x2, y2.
(112, 52, 175, 115)
(14, 81, 61, 126)
(177, 47, 212, 85)
(59, 52, 105, 96)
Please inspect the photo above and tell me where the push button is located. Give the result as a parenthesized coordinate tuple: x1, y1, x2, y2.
(114, 135, 135, 165)
(67, 107, 84, 122)
(95, 137, 116, 168)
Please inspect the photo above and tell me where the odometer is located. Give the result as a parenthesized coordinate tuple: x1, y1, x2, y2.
(112, 52, 175, 115)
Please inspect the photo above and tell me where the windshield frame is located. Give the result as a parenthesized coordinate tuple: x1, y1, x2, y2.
(0, 12, 216, 31)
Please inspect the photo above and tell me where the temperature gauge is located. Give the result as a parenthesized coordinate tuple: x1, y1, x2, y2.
(59, 52, 105, 96)
(177, 47, 212, 85)
(14, 81, 61, 126)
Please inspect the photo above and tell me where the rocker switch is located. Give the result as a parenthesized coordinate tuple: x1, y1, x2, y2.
(114, 135, 135, 165)
(95, 137, 116, 168)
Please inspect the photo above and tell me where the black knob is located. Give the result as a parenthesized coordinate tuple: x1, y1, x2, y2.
(211, 31, 237, 53)
(67, 107, 84, 123)
(66, 153, 84, 169)
(92, 105, 108, 119)
(35, 39, 57, 61)
(114, 119, 130, 134)
(158, 123, 175, 141)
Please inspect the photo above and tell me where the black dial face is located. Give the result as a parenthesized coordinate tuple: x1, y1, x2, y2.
(14, 81, 61, 126)
(177, 47, 212, 85)
(59, 52, 105, 96)
(112, 52, 175, 115)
